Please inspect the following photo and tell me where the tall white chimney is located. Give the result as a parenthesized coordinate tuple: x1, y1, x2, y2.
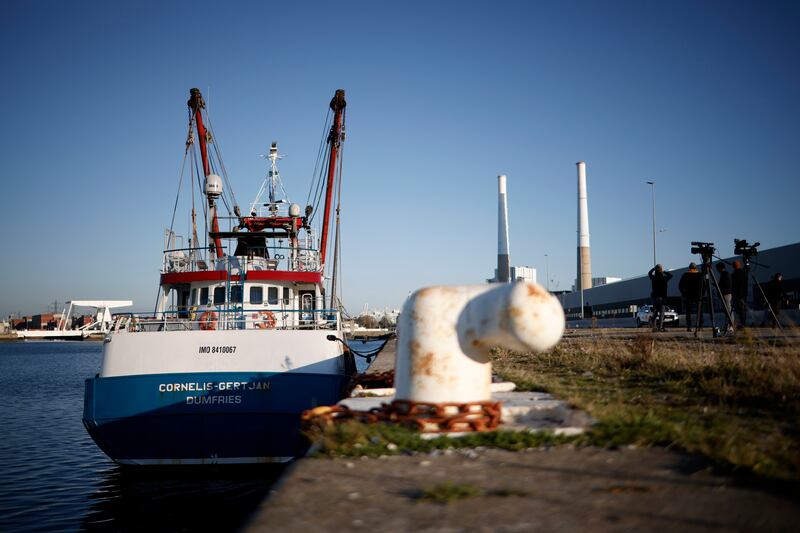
(497, 174, 511, 283)
(576, 162, 592, 291)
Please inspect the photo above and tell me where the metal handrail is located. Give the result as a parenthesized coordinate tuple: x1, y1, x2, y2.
(162, 245, 319, 254)
(162, 245, 321, 274)
(112, 307, 339, 333)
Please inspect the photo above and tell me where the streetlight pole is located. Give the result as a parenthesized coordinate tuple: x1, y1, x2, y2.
(646, 181, 656, 266)
(544, 254, 550, 292)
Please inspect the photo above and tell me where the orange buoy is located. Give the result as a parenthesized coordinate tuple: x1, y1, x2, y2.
(199, 311, 218, 330)
(252, 311, 277, 329)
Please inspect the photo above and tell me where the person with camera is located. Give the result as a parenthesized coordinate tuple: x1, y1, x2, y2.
(648, 264, 672, 332)
(731, 260, 748, 329)
(716, 262, 733, 332)
(679, 263, 701, 331)
(762, 272, 785, 328)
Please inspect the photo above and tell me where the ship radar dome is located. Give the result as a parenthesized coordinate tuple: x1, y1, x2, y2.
(205, 174, 223, 197)
(289, 203, 301, 217)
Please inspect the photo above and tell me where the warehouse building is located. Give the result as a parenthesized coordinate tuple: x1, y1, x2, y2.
(559, 242, 800, 323)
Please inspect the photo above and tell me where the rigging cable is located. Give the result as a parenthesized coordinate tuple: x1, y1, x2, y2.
(305, 109, 333, 224)
(330, 134, 345, 310)
(204, 105, 240, 216)
(168, 138, 191, 237)
(156, 113, 194, 316)
(187, 115, 199, 252)
(310, 151, 329, 225)
(305, 108, 332, 208)
(190, 140, 209, 251)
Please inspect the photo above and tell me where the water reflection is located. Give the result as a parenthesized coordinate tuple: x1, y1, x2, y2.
(0, 339, 388, 531)
(83, 463, 286, 531)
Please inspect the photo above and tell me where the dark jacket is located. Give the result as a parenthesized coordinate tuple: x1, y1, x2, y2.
(648, 267, 673, 298)
(679, 270, 702, 301)
(765, 278, 784, 309)
(717, 270, 731, 296)
(732, 269, 748, 299)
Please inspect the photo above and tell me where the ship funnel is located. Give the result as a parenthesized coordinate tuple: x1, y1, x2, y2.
(576, 162, 592, 291)
(497, 175, 511, 283)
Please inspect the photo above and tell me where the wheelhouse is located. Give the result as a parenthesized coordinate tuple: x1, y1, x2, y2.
(151, 219, 335, 331)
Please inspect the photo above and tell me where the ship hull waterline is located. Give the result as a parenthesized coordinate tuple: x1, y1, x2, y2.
(83, 370, 348, 465)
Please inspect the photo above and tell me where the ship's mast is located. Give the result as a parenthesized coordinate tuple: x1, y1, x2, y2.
(319, 89, 346, 268)
(188, 88, 224, 259)
(249, 142, 287, 217)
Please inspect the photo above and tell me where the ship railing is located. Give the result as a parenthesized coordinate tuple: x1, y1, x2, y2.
(111, 308, 340, 333)
(161, 246, 321, 274)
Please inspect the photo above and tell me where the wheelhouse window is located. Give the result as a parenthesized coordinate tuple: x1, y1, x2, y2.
(282, 287, 291, 305)
(190, 288, 197, 306)
(250, 286, 263, 304)
(267, 287, 279, 305)
(200, 287, 209, 305)
(213, 287, 225, 305)
(230, 285, 243, 304)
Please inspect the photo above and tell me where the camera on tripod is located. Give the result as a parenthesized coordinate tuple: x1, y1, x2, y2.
(734, 239, 759, 259)
(688, 240, 735, 337)
(690, 241, 715, 262)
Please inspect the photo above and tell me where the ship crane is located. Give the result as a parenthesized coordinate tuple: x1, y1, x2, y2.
(188, 88, 228, 260)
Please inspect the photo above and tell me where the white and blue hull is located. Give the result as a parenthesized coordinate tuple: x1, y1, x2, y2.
(83, 329, 348, 465)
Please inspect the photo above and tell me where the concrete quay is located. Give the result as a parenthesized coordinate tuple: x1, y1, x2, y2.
(246, 330, 800, 531)
(361, 336, 396, 374)
(247, 447, 800, 532)
(345, 328, 395, 339)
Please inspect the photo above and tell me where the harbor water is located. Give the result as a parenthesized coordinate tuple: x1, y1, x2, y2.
(0, 340, 378, 532)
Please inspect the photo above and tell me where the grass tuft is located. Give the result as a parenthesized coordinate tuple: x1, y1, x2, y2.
(304, 421, 576, 457)
(416, 482, 482, 504)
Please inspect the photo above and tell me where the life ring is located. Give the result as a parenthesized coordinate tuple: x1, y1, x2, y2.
(199, 311, 217, 330)
(253, 311, 277, 329)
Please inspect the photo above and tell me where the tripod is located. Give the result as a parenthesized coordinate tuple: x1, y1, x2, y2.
(694, 254, 735, 338)
(742, 256, 783, 331)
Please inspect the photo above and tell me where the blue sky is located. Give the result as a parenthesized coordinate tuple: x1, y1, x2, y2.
(1, 0, 798, 317)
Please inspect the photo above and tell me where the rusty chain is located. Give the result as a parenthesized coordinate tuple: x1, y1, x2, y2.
(351, 370, 395, 388)
(301, 399, 502, 434)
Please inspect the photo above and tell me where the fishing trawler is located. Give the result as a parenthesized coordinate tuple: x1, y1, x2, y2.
(83, 89, 352, 465)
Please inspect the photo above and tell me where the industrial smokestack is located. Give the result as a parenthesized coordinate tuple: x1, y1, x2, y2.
(576, 162, 592, 291)
(497, 174, 511, 283)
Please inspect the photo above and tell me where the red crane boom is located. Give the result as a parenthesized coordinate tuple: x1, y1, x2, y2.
(319, 89, 346, 268)
(188, 88, 224, 259)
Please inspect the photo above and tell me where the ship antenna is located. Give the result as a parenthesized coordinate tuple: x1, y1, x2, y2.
(250, 142, 290, 217)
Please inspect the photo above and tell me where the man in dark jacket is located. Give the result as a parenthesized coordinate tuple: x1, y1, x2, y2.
(716, 262, 733, 332)
(648, 264, 673, 332)
(731, 260, 748, 329)
(679, 263, 702, 331)
(762, 273, 784, 328)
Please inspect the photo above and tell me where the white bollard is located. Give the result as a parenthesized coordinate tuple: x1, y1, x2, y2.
(395, 282, 565, 404)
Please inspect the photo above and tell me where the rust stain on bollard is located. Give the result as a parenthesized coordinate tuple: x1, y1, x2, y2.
(395, 282, 565, 405)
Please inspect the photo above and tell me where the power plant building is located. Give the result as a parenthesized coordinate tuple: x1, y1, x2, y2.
(572, 277, 622, 292)
(489, 266, 537, 284)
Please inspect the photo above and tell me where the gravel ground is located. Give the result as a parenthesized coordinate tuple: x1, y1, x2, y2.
(246, 446, 800, 532)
